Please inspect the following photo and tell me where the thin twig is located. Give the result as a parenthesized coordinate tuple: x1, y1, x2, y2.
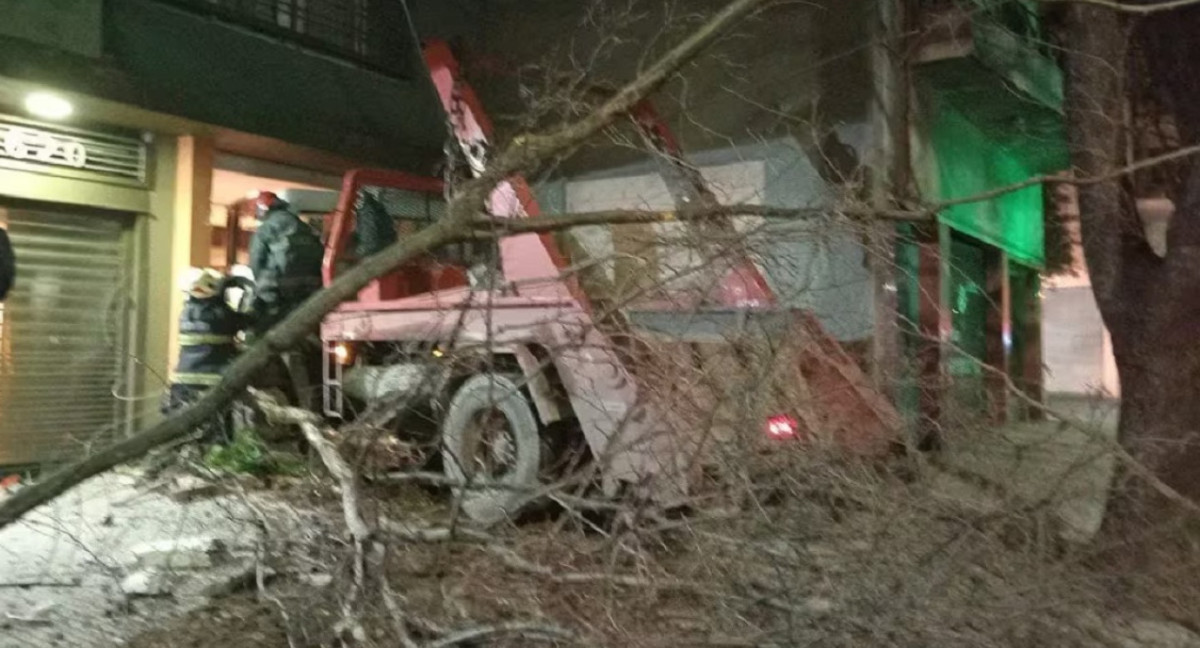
(914, 329, 1200, 519)
(471, 140, 1200, 240)
(426, 621, 577, 648)
(253, 390, 373, 542)
(258, 551, 298, 648)
(3, 612, 53, 626)
(217, 464, 299, 648)
(252, 389, 383, 643)
(0, 580, 81, 588)
(1039, 0, 1200, 14)
(379, 518, 493, 544)
(377, 543, 420, 648)
(0, 0, 775, 535)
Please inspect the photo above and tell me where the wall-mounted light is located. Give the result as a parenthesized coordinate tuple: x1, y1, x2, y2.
(24, 92, 74, 120)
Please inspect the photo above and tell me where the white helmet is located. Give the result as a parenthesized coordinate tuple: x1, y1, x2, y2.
(179, 267, 202, 293)
(230, 264, 255, 281)
(186, 268, 223, 299)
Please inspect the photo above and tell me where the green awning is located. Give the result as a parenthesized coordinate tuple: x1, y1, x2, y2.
(931, 105, 1045, 266)
(916, 0, 1067, 268)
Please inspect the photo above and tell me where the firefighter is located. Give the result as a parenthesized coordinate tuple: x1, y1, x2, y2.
(0, 226, 13, 302)
(163, 268, 252, 444)
(248, 191, 324, 336)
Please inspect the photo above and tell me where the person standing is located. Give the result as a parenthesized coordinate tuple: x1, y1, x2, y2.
(248, 192, 324, 336)
(0, 226, 14, 302)
(163, 269, 252, 444)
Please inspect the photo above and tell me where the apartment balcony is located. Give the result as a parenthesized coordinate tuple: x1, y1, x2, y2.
(149, 0, 415, 78)
(914, 0, 1064, 170)
(0, 0, 446, 170)
(916, 1, 1061, 106)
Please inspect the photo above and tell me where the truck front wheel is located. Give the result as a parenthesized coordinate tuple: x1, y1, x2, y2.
(441, 373, 541, 525)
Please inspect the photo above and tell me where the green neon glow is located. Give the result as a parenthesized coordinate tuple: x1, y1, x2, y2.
(930, 104, 1046, 268)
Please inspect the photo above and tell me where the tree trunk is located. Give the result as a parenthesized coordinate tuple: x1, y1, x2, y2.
(1062, 3, 1200, 524)
(1116, 339, 1200, 505)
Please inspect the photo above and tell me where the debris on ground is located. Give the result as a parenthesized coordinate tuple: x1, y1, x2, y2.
(110, 431, 1197, 648)
(4, 397, 1198, 648)
(166, 476, 229, 504)
(930, 396, 1121, 543)
(119, 570, 172, 598)
(0, 469, 293, 648)
(128, 536, 230, 571)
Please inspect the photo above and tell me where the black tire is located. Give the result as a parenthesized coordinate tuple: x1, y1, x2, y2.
(441, 373, 541, 525)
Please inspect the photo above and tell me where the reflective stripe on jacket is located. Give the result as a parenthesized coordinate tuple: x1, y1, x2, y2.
(170, 371, 224, 387)
(178, 333, 236, 346)
(171, 280, 249, 386)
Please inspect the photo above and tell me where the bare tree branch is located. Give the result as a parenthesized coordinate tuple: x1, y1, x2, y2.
(0, 0, 775, 532)
(8, 0, 1196, 540)
(426, 622, 577, 648)
(472, 141, 1200, 239)
(936, 141, 1200, 211)
(252, 389, 372, 542)
(480, 0, 776, 184)
(472, 205, 921, 234)
(1040, 0, 1200, 14)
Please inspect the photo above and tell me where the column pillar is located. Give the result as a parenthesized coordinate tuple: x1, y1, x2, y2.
(174, 136, 215, 267)
(984, 248, 1011, 422)
(1011, 267, 1045, 420)
(916, 223, 951, 448)
(168, 136, 214, 356)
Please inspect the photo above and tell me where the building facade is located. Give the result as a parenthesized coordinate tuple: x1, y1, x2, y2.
(539, 0, 1069, 434)
(905, 0, 1066, 428)
(0, 0, 444, 466)
(0, 0, 1072, 466)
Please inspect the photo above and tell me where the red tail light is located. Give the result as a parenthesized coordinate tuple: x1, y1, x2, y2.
(765, 414, 799, 440)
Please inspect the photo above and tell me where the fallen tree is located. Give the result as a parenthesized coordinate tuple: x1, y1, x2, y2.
(0, 0, 778, 531)
(8, 0, 1200, 537)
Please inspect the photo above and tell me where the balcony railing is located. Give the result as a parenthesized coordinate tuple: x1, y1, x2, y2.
(915, 0, 1051, 60)
(151, 0, 414, 78)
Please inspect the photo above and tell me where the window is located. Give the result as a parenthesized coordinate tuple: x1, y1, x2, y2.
(274, 0, 369, 57)
(172, 0, 409, 76)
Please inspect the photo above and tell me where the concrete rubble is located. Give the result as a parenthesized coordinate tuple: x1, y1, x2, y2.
(129, 536, 229, 570)
(0, 469, 287, 648)
(119, 570, 172, 598)
(166, 475, 229, 503)
(298, 572, 333, 589)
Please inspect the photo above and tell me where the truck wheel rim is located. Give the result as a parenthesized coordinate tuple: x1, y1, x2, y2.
(463, 407, 517, 481)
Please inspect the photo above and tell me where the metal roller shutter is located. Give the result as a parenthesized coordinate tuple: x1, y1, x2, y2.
(0, 206, 134, 465)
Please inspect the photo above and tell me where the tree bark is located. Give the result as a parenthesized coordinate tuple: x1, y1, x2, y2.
(1062, 2, 1200, 521)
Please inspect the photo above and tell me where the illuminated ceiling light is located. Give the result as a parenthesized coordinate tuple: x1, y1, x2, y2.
(24, 92, 74, 120)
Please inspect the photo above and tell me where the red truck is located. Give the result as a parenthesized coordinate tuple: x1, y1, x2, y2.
(246, 41, 898, 524)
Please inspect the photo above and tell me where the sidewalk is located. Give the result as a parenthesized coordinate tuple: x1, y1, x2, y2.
(930, 394, 1120, 542)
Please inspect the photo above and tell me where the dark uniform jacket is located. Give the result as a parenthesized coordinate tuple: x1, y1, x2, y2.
(249, 205, 323, 304)
(172, 278, 252, 386)
(354, 190, 397, 259)
(0, 228, 13, 302)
